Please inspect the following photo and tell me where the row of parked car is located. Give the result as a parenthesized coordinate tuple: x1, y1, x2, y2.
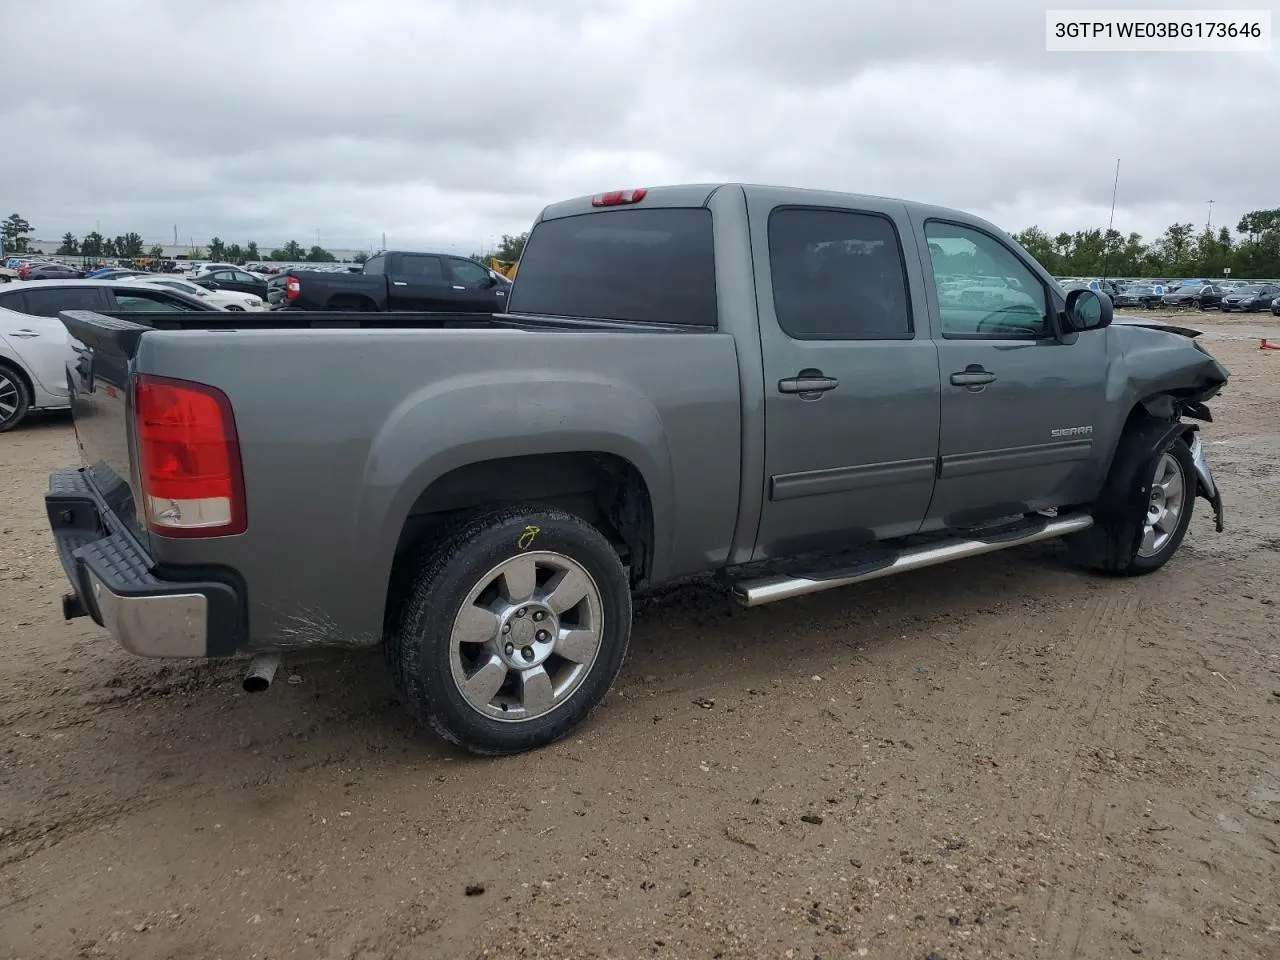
(1060, 276, 1280, 314)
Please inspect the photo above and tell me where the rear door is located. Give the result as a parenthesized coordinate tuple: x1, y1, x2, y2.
(387, 254, 452, 310)
(444, 257, 507, 312)
(752, 201, 941, 559)
(0, 285, 110, 398)
(914, 217, 1109, 526)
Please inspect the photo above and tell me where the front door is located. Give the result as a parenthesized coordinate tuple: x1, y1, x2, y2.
(752, 201, 941, 560)
(915, 218, 1109, 527)
(444, 257, 506, 312)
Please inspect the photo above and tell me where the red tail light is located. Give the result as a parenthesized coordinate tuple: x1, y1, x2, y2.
(591, 188, 648, 207)
(285, 275, 300, 299)
(133, 374, 246, 538)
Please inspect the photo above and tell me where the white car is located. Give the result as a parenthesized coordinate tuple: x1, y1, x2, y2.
(0, 279, 218, 431)
(135, 275, 265, 311)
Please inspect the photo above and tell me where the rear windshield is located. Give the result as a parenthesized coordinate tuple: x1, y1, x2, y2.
(509, 208, 717, 327)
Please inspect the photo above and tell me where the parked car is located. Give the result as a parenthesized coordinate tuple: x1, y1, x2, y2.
(0, 279, 219, 430)
(1161, 284, 1224, 310)
(44, 183, 1227, 755)
(1272, 297, 1280, 316)
(1219, 283, 1278, 312)
(138, 275, 265, 311)
(1113, 284, 1164, 309)
(281, 251, 509, 312)
(194, 267, 268, 301)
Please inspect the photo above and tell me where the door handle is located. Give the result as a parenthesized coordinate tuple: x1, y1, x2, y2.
(452, 285, 465, 290)
(393, 281, 408, 287)
(778, 372, 839, 395)
(10, 330, 40, 338)
(950, 368, 997, 387)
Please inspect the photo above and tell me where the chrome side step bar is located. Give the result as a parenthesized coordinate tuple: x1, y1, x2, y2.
(732, 512, 1094, 607)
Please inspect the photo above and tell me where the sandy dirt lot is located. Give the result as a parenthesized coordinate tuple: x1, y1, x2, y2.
(2, 318, 1278, 960)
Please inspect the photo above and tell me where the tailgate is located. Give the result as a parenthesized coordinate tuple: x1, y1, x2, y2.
(61, 310, 149, 543)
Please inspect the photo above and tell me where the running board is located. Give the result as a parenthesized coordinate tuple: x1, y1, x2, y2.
(731, 512, 1094, 607)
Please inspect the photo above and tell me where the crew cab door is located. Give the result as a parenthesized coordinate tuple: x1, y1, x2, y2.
(443, 256, 507, 312)
(752, 201, 941, 559)
(912, 217, 1109, 526)
(385, 253, 452, 310)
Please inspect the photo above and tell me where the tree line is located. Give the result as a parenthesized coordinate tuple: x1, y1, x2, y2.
(11, 209, 1276, 279)
(2, 214, 351, 264)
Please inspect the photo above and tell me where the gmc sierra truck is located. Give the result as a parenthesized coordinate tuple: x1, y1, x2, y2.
(282, 250, 510, 312)
(45, 183, 1228, 756)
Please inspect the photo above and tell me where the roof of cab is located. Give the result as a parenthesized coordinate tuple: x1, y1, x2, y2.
(534, 182, 1007, 239)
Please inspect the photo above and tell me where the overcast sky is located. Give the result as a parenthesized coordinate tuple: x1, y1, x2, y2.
(2, 0, 1276, 254)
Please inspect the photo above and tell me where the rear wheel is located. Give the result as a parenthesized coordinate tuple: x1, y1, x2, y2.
(0, 363, 30, 432)
(389, 504, 632, 754)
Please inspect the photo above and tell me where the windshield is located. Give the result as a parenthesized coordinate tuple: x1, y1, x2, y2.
(1238, 284, 1266, 293)
(1128, 285, 1154, 294)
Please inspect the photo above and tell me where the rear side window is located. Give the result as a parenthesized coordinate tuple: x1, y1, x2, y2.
(20, 287, 105, 317)
(111, 291, 200, 312)
(767, 208, 913, 340)
(397, 255, 443, 280)
(509, 208, 717, 327)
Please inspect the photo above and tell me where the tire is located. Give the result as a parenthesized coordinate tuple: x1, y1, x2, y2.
(389, 504, 632, 755)
(1073, 434, 1197, 576)
(0, 363, 31, 433)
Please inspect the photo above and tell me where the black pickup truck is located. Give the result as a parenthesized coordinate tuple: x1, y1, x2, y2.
(281, 251, 511, 312)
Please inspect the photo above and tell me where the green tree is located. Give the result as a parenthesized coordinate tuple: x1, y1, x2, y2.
(352, 251, 367, 264)
(116, 232, 144, 259)
(82, 231, 105, 259)
(245, 241, 260, 261)
(269, 240, 305, 261)
(305, 245, 336, 262)
(2, 213, 33, 253)
(208, 237, 227, 261)
(56, 232, 80, 256)
(1154, 223, 1195, 274)
(1012, 226, 1057, 272)
(103, 237, 118, 258)
(226, 243, 245, 263)
(494, 231, 528, 262)
(147, 245, 165, 261)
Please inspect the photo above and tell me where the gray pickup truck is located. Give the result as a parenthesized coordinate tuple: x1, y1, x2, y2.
(45, 183, 1228, 755)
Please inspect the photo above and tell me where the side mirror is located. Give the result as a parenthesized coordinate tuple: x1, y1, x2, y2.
(483, 273, 498, 288)
(1063, 288, 1112, 333)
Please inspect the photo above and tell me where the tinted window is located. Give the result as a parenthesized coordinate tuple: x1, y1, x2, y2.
(448, 258, 490, 286)
(0, 289, 25, 310)
(111, 291, 199, 312)
(232, 271, 257, 283)
(21, 287, 105, 317)
(396, 255, 443, 280)
(510, 208, 717, 327)
(767, 208, 912, 340)
(364, 256, 385, 276)
(925, 221, 1049, 338)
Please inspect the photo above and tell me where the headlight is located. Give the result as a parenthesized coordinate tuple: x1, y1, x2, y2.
(248, 297, 261, 306)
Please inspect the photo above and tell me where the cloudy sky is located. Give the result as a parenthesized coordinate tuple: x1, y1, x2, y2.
(2, 0, 1276, 254)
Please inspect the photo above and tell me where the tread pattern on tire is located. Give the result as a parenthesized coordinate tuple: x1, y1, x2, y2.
(387, 502, 631, 755)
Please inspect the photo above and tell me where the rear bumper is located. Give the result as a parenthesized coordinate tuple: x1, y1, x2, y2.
(46, 467, 246, 658)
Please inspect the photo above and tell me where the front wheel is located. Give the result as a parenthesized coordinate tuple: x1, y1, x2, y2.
(1072, 435, 1197, 576)
(389, 504, 632, 755)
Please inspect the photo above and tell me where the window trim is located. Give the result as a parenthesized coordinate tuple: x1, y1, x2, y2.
(923, 217, 1057, 342)
(765, 203, 916, 342)
(18, 286, 109, 317)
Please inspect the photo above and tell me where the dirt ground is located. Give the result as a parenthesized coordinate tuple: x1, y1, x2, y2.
(2, 317, 1279, 960)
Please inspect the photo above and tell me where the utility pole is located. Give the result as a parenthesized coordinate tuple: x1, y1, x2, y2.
(1206, 200, 1215, 232)
(1101, 158, 1120, 280)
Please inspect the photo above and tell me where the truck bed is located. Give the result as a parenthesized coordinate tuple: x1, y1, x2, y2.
(96, 309, 502, 332)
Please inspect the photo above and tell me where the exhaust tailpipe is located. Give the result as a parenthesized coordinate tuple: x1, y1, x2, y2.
(243, 653, 281, 693)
